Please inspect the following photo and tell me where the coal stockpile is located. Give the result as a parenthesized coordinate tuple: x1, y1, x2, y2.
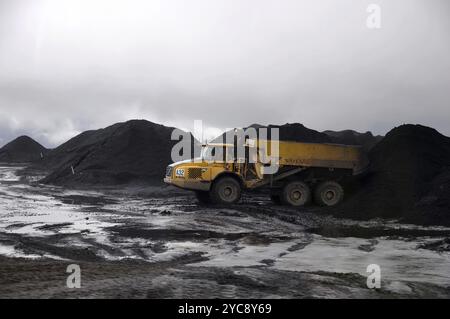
(338, 124, 450, 226)
(216, 123, 332, 144)
(0, 136, 47, 163)
(267, 123, 332, 143)
(267, 124, 383, 148)
(246, 123, 331, 143)
(40, 120, 196, 186)
(409, 167, 450, 226)
(323, 130, 383, 150)
(226, 123, 381, 148)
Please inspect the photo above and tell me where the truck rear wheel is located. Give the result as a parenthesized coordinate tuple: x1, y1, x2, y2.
(281, 181, 311, 206)
(195, 191, 211, 204)
(314, 181, 344, 206)
(210, 177, 241, 205)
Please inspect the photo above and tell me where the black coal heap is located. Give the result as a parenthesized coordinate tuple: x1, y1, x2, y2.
(0, 136, 47, 163)
(338, 124, 450, 226)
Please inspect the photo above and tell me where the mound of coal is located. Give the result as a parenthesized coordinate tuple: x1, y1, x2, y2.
(338, 124, 450, 226)
(219, 123, 381, 148)
(410, 167, 450, 226)
(0, 136, 47, 163)
(41, 120, 196, 186)
(323, 130, 383, 150)
(268, 123, 332, 143)
(215, 123, 332, 144)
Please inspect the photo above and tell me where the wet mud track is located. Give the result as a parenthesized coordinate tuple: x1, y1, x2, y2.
(1, 165, 450, 298)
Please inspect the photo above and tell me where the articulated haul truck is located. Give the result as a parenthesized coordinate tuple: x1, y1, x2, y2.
(164, 139, 368, 206)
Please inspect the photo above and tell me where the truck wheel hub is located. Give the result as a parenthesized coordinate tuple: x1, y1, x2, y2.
(325, 190, 335, 200)
(291, 191, 302, 200)
(223, 187, 233, 197)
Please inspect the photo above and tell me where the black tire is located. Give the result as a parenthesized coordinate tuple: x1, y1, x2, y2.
(210, 177, 241, 205)
(280, 181, 311, 206)
(270, 194, 282, 205)
(314, 181, 344, 206)
(195, 191, 211, 204)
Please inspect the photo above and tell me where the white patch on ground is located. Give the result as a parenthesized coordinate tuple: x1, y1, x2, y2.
(189, 235, 450, 288)
(0, 205, 121, 236)
(0, 243, 65, 260)
(0, 166, 126, 238)
(196, 241, 295, 267)
(274, 236, 450, 286)
(0, 166, 23, 181)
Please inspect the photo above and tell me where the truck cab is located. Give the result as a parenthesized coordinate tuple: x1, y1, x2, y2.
(164, 143, 246, 198)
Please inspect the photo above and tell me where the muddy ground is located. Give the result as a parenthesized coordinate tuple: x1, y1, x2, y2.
(1, 165, 450, 298)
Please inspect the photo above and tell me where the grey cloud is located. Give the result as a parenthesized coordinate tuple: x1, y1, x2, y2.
(0, 0, 449, 148)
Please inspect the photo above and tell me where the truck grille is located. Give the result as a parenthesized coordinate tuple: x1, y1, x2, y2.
(165, 166, 173, 177)
(188, 168, 202, 179)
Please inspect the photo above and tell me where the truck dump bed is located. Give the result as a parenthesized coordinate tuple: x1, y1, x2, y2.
(259, 140, 368, 175)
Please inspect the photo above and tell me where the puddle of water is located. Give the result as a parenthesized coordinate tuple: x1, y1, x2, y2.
(275, 236, 450, 286)
(0, 167, 126, 237)
(0, 166, 23, 182)
(1, 203, 121, 236)
(196, 241, 294, 268)
(192, 234, 450, 287)
(0, 243, 65, 260)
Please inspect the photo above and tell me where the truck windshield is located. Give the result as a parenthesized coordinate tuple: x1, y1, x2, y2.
(201, 146, 215, 160)
(201, 145, 235, 162)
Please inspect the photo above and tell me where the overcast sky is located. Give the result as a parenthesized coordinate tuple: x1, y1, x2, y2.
(0, 0, 449, 147)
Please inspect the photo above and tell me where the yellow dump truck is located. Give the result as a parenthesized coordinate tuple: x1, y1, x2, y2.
(164, 139, 368, 206)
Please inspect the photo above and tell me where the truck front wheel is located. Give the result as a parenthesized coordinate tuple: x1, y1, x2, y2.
(281, 181, 311, 206)
(210, 177, 241, 205)
(314, 181, 344, 206)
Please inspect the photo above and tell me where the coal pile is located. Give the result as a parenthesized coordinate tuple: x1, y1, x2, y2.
(410, 167, 450, 226)
(0, 136, 47, 163)
(338, 124, 450, 226)
(215, 123, 332, 144)
(323, 130, 383, 150)
(267, 123, 331, 143)
(219, 123, 380, 149)
(40, 120, 196, 186)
